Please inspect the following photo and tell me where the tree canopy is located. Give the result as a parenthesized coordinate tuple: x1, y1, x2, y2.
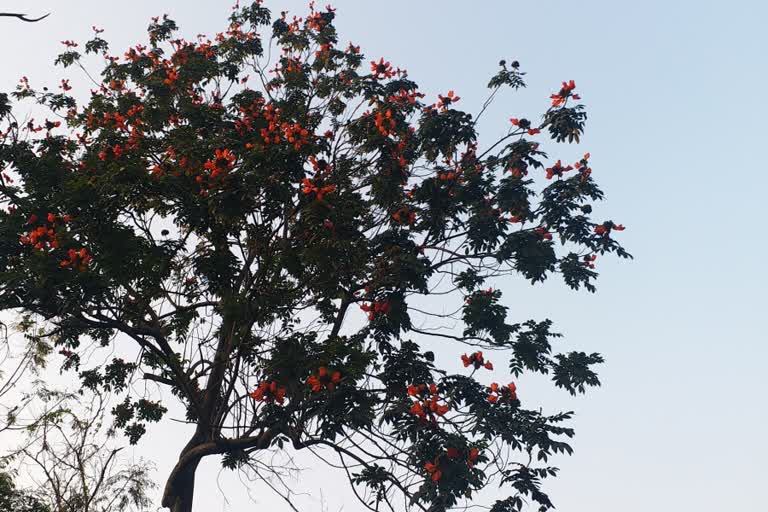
(0, 2, 630, 511)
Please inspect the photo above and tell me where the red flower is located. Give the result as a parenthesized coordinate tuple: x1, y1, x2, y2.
(359, 300, 391, 321)
(545, 160, 574, 180)
(163, 68, 179, 87)
(308, 366, 342, 393)
(461, 351, 493, 371)
(392, 207, 415, 225)
(487, 382, 518, 403)
(436, 90, 460, 111)
(409, 383, 450, 422)
(301, 178, 336, 201)
(370, 58, 395, 79)
(535, 227, 553, 240)
(595, 221, 625, 236)
(60, 248, 93, 271)
(203, 148, 236, 180)
(550, 79, 581, 107)
(374, 109, 395, 136)
(446, 447, 460, 459)
(467, 447, 479, 467)
(250, 380, 287, 404)
(424, 462, 442, 482)
(575, 153, 593, 181)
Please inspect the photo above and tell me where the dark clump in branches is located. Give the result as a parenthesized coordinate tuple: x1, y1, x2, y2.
(0, 13, 50, 23)
(0, 2, 630, 512)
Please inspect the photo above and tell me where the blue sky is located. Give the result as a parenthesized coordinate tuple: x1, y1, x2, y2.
(2, 1, 767, 510)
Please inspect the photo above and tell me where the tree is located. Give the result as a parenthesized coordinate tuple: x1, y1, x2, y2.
(2, 390, 155, 512)
(0, 2, 631, 511)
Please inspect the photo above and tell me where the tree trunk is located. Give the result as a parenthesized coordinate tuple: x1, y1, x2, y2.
(162, 435, 205, 512)
(163, 457, 200, 512)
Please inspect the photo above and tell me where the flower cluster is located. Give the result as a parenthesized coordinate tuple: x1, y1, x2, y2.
(574, 152, 592, 181)
(408, 383, 450, 421)
(301, 178, 336, 200)
(594, 221, 626, 236)
(535, 226, 553, 241)
(582, 254, 597, 269)
(374, 109, 395, 137)
(424, 446, 481, 482)
(199, 148, 236, 189)
(258, 104, 311, 149)
(461, 351, 493, 370)
(510, 117, 541, 136)
(60, 248, 93, 271)
(359, 300, 391, 321)
(550, 79, 580, 107)
(20, 213, 71, 251)
(464, 287, 495, 305)
(446, 446, 480, 468)
(392, 207, 415, 225)
(487, 382, 518, 403)
(437, 165, 461, 182)
(307, 366, 342, 393)
(249, 380, 287, 405)
(424, 460, 443, 482)
(388, 88, 424, 106)
(545, 160, 574, 180)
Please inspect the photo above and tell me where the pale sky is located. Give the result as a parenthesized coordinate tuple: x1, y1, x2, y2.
(2, 1, 767, 511)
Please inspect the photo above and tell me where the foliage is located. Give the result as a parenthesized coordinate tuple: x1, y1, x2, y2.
(0, 470, 50, 512)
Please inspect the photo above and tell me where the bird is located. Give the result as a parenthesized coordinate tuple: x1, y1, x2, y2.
(0, 12, 50, 22)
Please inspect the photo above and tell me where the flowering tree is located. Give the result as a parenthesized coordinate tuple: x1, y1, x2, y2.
(0, 2, 630, 511)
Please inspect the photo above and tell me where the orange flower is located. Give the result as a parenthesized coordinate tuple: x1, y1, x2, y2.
(549, 79, 580, 107)
(392, 207, 415, 225)
(467, 447, 479, 467)
(545, 160, 574, 180)
(408, 383, 449, 422)
(487, 382, 518, 403)
(250, 380, 286, 404)
(461, 351, 493, 371)
(60, 248, 93, 271)
(301, 177, 336, 201)
(424, 462, 441, 481)
(436, 90, 460, 111)
(374, 109, 395, 137)
(595, 221, 625, 236)
(370, 58, 395, 79)
(359, 300, 391, 321)
(308, 366, 342, 393)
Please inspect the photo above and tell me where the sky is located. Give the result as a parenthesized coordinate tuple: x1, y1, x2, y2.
(2, 1, 768, 511)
